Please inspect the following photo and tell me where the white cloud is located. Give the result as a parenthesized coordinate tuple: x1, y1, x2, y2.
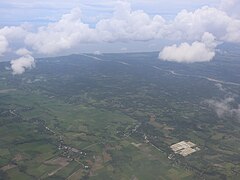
(0, 26, 29, 40)
(159, 32, 217, 62)
(206, 97, 240, 120)
(219, 0, 240, 18)
(169, 6, 240, 43)
(16, 48, 32, 56)
(11, 49, 35, 75)
(23, 2, 240, 57)
(0, 25, 30, 58)
(24, 2, 167, 54)
(0, 1, 239, 58)
(95, 2, 166, 42)
(215, 83, 226, 92)
(25, 8, 96, 54)
(0, 35, 8, 56)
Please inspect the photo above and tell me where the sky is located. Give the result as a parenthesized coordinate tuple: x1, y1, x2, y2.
(0, 0, 240, 74)
(0, 0, 220, 26)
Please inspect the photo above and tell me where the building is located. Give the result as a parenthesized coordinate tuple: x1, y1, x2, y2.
(170, 141, 200, 157)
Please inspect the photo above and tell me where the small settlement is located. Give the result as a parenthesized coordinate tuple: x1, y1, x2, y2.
(170, 141, 200, 157)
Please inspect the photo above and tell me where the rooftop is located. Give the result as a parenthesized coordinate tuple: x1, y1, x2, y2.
(170, 141, 200, 157)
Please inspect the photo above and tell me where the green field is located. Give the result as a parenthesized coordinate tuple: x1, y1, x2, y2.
(0, 51, 240, 179)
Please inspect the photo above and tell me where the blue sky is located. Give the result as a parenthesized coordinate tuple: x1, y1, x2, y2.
(0, 0, 220, 26)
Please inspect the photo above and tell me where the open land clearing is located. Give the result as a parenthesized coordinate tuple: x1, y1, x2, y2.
(45, 157, 70, 176)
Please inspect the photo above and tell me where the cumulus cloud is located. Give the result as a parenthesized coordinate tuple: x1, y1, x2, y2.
(24, 2, 167, 54)
(219, 0, 240, 18)
(23, 2, 240, 57)
(0, 25, 29, 58)
(159, 32, 217, 62)
(95, 1, 166, 42)
(16, 48, 32, 56)
(169, 6, 240, 43)
(0, 1, 239, 59)
(10, 48, 35, 75)
(0, 26, 29, 40)
(0, 35, 8, 56)
(25, 8, 96, 54)
(206, 97, 240, 120)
